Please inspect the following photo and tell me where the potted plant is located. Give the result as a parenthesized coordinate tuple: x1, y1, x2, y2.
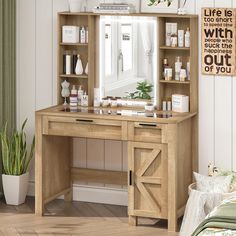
(0, 119, 35, 205)
(126, 81, 153, 100)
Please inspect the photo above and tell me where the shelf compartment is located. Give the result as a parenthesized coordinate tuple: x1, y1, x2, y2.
(60, 43, 88, 46)
(60, 74, 88, 79)
(160, 80, 190, 84)
(159, 46, 190, 50)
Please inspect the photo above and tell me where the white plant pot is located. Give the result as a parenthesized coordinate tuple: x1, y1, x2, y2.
(2, 173, 29, 205)
(68, 0, 82, 12)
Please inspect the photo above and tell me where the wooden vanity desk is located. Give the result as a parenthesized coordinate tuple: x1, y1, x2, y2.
(35, 12, 198, 232)
(35, 105, 196, 232)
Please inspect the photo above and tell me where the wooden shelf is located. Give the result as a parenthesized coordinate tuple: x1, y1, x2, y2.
(160, 80, 190, 84)
(60, 43, 88, 46)
(60, 74, 88, 79)
(160, 46, 190, 50)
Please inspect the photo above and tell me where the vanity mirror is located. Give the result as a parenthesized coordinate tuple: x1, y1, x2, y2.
(99, 16, 158, 104)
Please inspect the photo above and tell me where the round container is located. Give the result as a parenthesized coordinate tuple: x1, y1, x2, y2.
(145, 104, 155, 112)
(68, 0, 82, 12)
(111, 99, 118, 108)
(101, 98, 109, 108)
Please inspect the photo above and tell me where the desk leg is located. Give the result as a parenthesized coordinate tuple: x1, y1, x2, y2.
(166, 124, 178, 232)
(129, 216, 137, 226)
(64, 188, 73, 202)
(35, 115, 44, 216)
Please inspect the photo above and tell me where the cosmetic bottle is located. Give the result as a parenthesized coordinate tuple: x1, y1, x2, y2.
(175, 56, 182, 81)
(178, 30, 184, 47)
(80, 26, 86, 44)
(65, 52, 71, 75)
(86, 27, 89, 43)
(81, 91, 89, 107)
(185, 28, 190, 47)
(70, 85, 78, 106)
(77, 86, 84, 106)
(187, 57, 190, 80)
(162, 100, 167, 111)
(167, 98, 172, 111)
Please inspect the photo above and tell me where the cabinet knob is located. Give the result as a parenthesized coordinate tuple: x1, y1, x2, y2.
(139, 123, 157, 127)
(129, 170, 133, 186)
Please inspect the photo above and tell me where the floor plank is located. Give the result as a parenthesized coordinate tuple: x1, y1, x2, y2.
(0, 197, 179, 236)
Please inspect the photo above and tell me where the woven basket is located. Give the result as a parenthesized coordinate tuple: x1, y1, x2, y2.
(188, 183, 236, 200)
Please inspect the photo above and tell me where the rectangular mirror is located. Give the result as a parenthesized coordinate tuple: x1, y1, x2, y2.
(99, 16, 158, 105)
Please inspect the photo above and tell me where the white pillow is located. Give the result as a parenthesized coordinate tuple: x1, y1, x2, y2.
(194, 172, 232, 193)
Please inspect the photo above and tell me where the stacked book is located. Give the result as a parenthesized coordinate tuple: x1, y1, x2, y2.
(93, 3, 136, 14)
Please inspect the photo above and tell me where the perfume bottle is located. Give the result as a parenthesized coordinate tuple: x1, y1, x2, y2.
(175, 56, 182, 81)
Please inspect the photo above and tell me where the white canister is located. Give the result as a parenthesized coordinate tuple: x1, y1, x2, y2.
(68, 0, 82, 12)
(180, 69, 187, 82)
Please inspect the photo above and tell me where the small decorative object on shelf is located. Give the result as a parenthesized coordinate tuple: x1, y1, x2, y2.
(75, 54, 84, 75)
(93, 3, 136, 14)
(185, 27, 190, 47)
(85, 62, 88, 75)
(180, 69, 187, 82)
(62, 26, 80, 43)
(69, 85, 78, 107)
(61, 80, 70, 105)
(68, 0, 82, 12)
(172, 94, 189, 113)
(178, 0, 188, 15)
(141, 0, 178, 13)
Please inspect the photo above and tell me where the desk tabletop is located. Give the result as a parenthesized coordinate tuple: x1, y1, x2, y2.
(36, 105, 197, 124)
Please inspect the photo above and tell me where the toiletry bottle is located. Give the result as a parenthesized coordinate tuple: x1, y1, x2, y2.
(80, 26, 86, 44)
(165, 23, 172, 46)
(70, 85, 78, 106)
(86, 27, 89, 44)
(163, 58, 168, 79)
(72, 51, 77, 74)
(175, 56, 182, 81)
(81, 91, 88, 107)
(162, 100, 167, 111)
(178, 30, 184, 47)
(171, 32, 178, 47)
(65, 52, 71, 75)
(167, 98, 172, 111)
(185, 27, 190, 47)
(187, 57, 190, 80)
(77, 85, 84, 106)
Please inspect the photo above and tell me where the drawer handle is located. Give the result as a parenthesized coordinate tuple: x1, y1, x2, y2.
(139, 123, 157, 127)
(76, 119, 94, 123)
(129, 170, 133, 186)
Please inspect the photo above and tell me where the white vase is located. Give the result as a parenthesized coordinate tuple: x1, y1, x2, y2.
(2, 172, 29, 205)
(68, 0, 82, 12)
(75, 55, 84, 75)
(85, 62, 88, 75)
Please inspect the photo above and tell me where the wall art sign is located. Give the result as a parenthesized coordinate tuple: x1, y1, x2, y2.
(141, 0, 179, 13)
(202, 8, 236, 76)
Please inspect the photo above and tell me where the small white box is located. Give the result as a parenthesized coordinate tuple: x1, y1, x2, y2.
(172, 94, 189, 113)
(62, 26, 79, 43)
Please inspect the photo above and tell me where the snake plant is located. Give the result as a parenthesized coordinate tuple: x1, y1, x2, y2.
(0, 119, 35, 176)
(148, 0, 174, 7)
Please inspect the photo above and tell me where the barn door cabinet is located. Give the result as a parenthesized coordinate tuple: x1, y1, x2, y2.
(127, 119, 192, 232)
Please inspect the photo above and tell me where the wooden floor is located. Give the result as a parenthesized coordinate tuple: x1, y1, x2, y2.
(0, 197, 179, 236)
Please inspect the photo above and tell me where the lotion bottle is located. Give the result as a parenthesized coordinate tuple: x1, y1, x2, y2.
(77, 86, 84, 106)
(185, 28, 190, 47)
(80, 26, 86, 44)
(175, 56, 182, 81)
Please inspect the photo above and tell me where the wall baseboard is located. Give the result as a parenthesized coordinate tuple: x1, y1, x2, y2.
(28, 181, 128, 206)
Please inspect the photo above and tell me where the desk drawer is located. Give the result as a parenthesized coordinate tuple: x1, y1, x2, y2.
(128, 122, 162, 143)
(43, 116, 127, 140)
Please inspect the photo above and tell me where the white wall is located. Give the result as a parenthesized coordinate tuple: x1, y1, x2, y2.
(17, 0, 236, 203)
